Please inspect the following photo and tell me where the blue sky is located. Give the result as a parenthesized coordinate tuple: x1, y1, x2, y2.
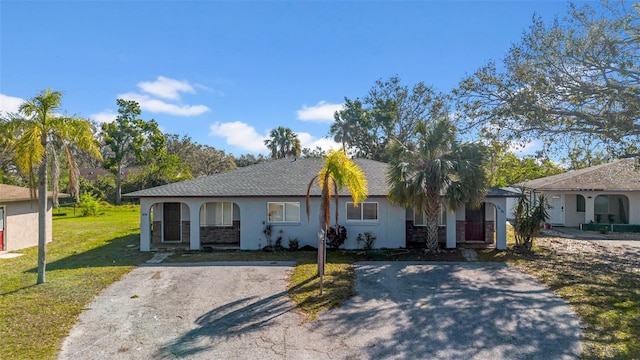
(1, 1, 594, 157)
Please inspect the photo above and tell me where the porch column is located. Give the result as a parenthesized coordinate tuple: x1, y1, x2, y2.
(446, 209, 456, 248)
(188, 200, 201, 251)
(139, 199, 152, 252)
(494, 199, 507, 250)
(584, 194, 595, 224)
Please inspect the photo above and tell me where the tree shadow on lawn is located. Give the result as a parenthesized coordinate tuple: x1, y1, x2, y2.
(311, 262, 583, 360)
(154, 276, 314, 358)
(26, 234, 152, 273)
(516, 241, 640, 359)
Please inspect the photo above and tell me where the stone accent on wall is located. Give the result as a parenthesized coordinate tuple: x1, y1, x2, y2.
(405, 220, 496, 247)
(456, 221, 465, 243)
(201, 220, 240, 244)
(405, 221, 446, 248)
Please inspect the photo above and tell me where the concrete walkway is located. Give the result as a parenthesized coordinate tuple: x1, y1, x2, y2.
(59, 262, 581, 360)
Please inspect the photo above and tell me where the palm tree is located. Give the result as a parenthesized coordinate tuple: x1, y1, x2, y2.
(264, 126, 301, 159)
(330, 98, 366, 152)
(387, 118, 488, 253)
(8, 89, 102, 284)
(305, 148, 368, 232)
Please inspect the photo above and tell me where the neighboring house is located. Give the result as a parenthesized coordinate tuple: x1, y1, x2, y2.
(79, 167, 142, 181)
(0, 184, 65, 252)
(123, 158, 520, 251)
(518, 158, 640, 230)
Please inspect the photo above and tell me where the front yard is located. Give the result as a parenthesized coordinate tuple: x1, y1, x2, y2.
(479, 236, 640, 359)
(0, 205, 638, 359)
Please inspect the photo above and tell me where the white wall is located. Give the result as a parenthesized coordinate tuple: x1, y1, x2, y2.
(138, 196, 406, 251)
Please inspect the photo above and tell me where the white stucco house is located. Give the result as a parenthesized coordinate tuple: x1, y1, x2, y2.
(518, 158, 640, 232)
(0, 184, 59, 252)
(124, 158, 520, 252)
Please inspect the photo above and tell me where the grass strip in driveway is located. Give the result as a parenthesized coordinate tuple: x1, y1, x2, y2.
(478, 236, 640, 360)
(0, 205, 152, 360)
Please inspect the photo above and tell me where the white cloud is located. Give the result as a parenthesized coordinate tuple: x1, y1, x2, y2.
(296, 101, 342, 123)
(89, 110, 117, 123)
(137, 76, 195, 100)
(297, 132, 341, 152)
(209, 121, 268, 152)
(208, 122, 341, 154)
(118, 92, 210, 117)
(509, 139, 541, 156)
(0, 94, 24, 115)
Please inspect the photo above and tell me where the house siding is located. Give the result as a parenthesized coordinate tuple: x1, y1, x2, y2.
(2, 199, 53, 251)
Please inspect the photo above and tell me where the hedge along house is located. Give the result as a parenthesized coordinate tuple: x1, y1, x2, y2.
(0, 184, 66, 252)
(518, 158, 640, 232)
(123, 158, 520, 251)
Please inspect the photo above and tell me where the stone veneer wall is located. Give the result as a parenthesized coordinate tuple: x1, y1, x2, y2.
(456, 221, 465, 243)
(201, 220, 240, 244)
(405, 221, 446, 247)
(405, 220, 496, 247)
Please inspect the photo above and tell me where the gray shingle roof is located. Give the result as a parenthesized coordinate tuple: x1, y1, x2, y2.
(486, 187, 523, 198)
(518, 158, 640, 191)
(123, 158, 390, 198)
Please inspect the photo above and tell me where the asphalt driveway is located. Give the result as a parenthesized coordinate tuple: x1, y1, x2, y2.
(59, 262, 581, 360)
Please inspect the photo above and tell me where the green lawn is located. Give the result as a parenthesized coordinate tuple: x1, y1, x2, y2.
(0, 205, 152, 360)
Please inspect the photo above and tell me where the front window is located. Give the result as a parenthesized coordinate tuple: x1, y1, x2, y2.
(268, 202, 300, 223)
(201, 202, 233, 226)
(346, 202, 378, 221)
(576, 195, 585, 213)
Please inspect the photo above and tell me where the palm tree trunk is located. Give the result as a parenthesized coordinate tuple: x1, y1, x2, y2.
(116, 163, 122, 205)
(37, 149, 48, 284)
(425, 188, 440, 253)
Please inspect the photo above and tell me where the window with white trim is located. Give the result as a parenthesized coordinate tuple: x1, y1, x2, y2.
(346, 202, 378, 221)
(268, 202, 300, 223)
(414, 206, 447, 226)
(201, 202, 233, 226)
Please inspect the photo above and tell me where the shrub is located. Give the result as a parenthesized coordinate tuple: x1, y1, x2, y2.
(357, 231, 377, 250)
(288, 237, 300, 251)
(326, 225, 347, 249)
(78, 192, 100, 216)
(513, 190, 549, 250)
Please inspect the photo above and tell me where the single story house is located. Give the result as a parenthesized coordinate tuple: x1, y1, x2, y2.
(0, 184, 62, 252)
(518, 158, 640, 231)
(124, 158, 520, 251)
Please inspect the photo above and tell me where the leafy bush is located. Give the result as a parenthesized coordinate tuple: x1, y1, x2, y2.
(357, 231, 377, 250)
(326, 225, 347, 249)
(78, 192, 100, 216)
(288, 237, 300, 251)
(513, 190, 549, 250)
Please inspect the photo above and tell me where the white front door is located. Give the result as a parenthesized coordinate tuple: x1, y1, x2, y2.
(549, 195, 564, 225)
